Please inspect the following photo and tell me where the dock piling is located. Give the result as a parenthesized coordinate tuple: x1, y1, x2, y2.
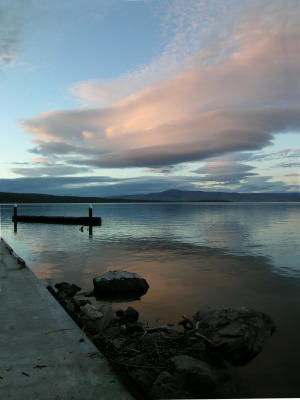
(89, 204, 93, 219)
(89, 204, 93, 235)
(13, 204, 18, 233)
(13, 204, 18, 220)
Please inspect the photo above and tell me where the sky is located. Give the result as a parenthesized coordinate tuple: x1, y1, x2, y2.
(0, 0, 299, 196)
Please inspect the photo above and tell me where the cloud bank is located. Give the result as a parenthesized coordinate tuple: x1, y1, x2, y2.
(0, 175, 197, 197)
(194, 161, 257, 184)
(0, 173, 292, 197)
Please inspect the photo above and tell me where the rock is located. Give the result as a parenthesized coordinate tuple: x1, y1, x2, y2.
(80, 304, 103, 321)
(73, 297, 92, 308)
(93, 270, 149, 299)
(125, 306, 139, 322)
(193, 306, 275, 365)
(54, 282, 81, 299)
(94, 304, 116, 333)
(171, 355, 226, 396)
(82, 319, 99, 336)
(116, 310, 124, 318)
(64, 298, 77, 315)
(170, 355, 236, 398)
(79, 304, 105, 336)
(212, 378, 239, 398)
(78, 290, 94, 297)
(103, 321, 126, 339)
(46, 285, 57, 298)
(116, 306, 139, 323)
(185, 341, 207, 361)
(129, 368, 159, 394)
(112, 338, 126, 350)
(150, 371, 189, 400)
(124, 322, 144, 335)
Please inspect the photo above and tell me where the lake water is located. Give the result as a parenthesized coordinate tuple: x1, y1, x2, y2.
(1, 202, 300, 397)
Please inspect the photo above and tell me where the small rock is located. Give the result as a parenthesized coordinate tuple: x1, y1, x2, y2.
(80, 304, 103, 321)
(95, 304, 116, 333)
(55, 282, 81, 298)
(64, 299, 77, 315)
(116, 310, 124, 318)
(116, 307, 139, 323)
(79, 291, 94, 297)
(82, 319, 99, 336)
(125, 322, 144, 335)
(103, 322, 125, 339)
(125, 307, 139, 322)
(112, 338, 125, 350)
(73, 298, 92, 308)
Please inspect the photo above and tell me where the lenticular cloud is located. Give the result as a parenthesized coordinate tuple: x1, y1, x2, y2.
(21, 0, 300, 170)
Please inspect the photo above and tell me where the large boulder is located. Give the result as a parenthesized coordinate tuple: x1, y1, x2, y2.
(93, 270, 149, 299)
(171, 355, 236, 398)
(193, 306, 275, 365)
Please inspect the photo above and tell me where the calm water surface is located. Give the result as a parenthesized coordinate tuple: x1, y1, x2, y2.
(1, 202, 300, 397)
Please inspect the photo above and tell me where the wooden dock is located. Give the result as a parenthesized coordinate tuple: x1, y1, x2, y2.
(12, 215, 101, 226)
(11, 204, 101, 226)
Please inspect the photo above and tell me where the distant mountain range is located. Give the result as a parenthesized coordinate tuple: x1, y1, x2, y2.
(0, 192, 132, 204)
(0, 189, 299, 203)
(113, 189, 299, 202)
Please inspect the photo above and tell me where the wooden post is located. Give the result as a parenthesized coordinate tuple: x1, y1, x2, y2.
(89, 204, 93, 235)
(13, 204, 18, 221)
(13, 204, 18, 233)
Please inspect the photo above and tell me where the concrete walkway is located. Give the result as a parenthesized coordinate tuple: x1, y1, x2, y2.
(0, 238, 133, 400)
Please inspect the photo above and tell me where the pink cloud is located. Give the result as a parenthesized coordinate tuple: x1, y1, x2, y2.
(21, 0, 300, 170)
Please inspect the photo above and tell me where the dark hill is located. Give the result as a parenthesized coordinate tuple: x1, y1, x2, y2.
(113, 189, 300, 202)
(0, 189, 299, 203)
(0, 192, 136, 203)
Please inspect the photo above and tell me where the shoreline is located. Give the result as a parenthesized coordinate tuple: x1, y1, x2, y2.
(46, 276, 276, 400)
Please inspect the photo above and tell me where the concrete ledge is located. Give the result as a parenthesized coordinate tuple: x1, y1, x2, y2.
(0, 238, 133, 400)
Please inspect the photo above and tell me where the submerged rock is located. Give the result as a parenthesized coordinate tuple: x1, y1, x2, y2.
(193, 306, 276, 365)
(93, 270, 149, 299)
